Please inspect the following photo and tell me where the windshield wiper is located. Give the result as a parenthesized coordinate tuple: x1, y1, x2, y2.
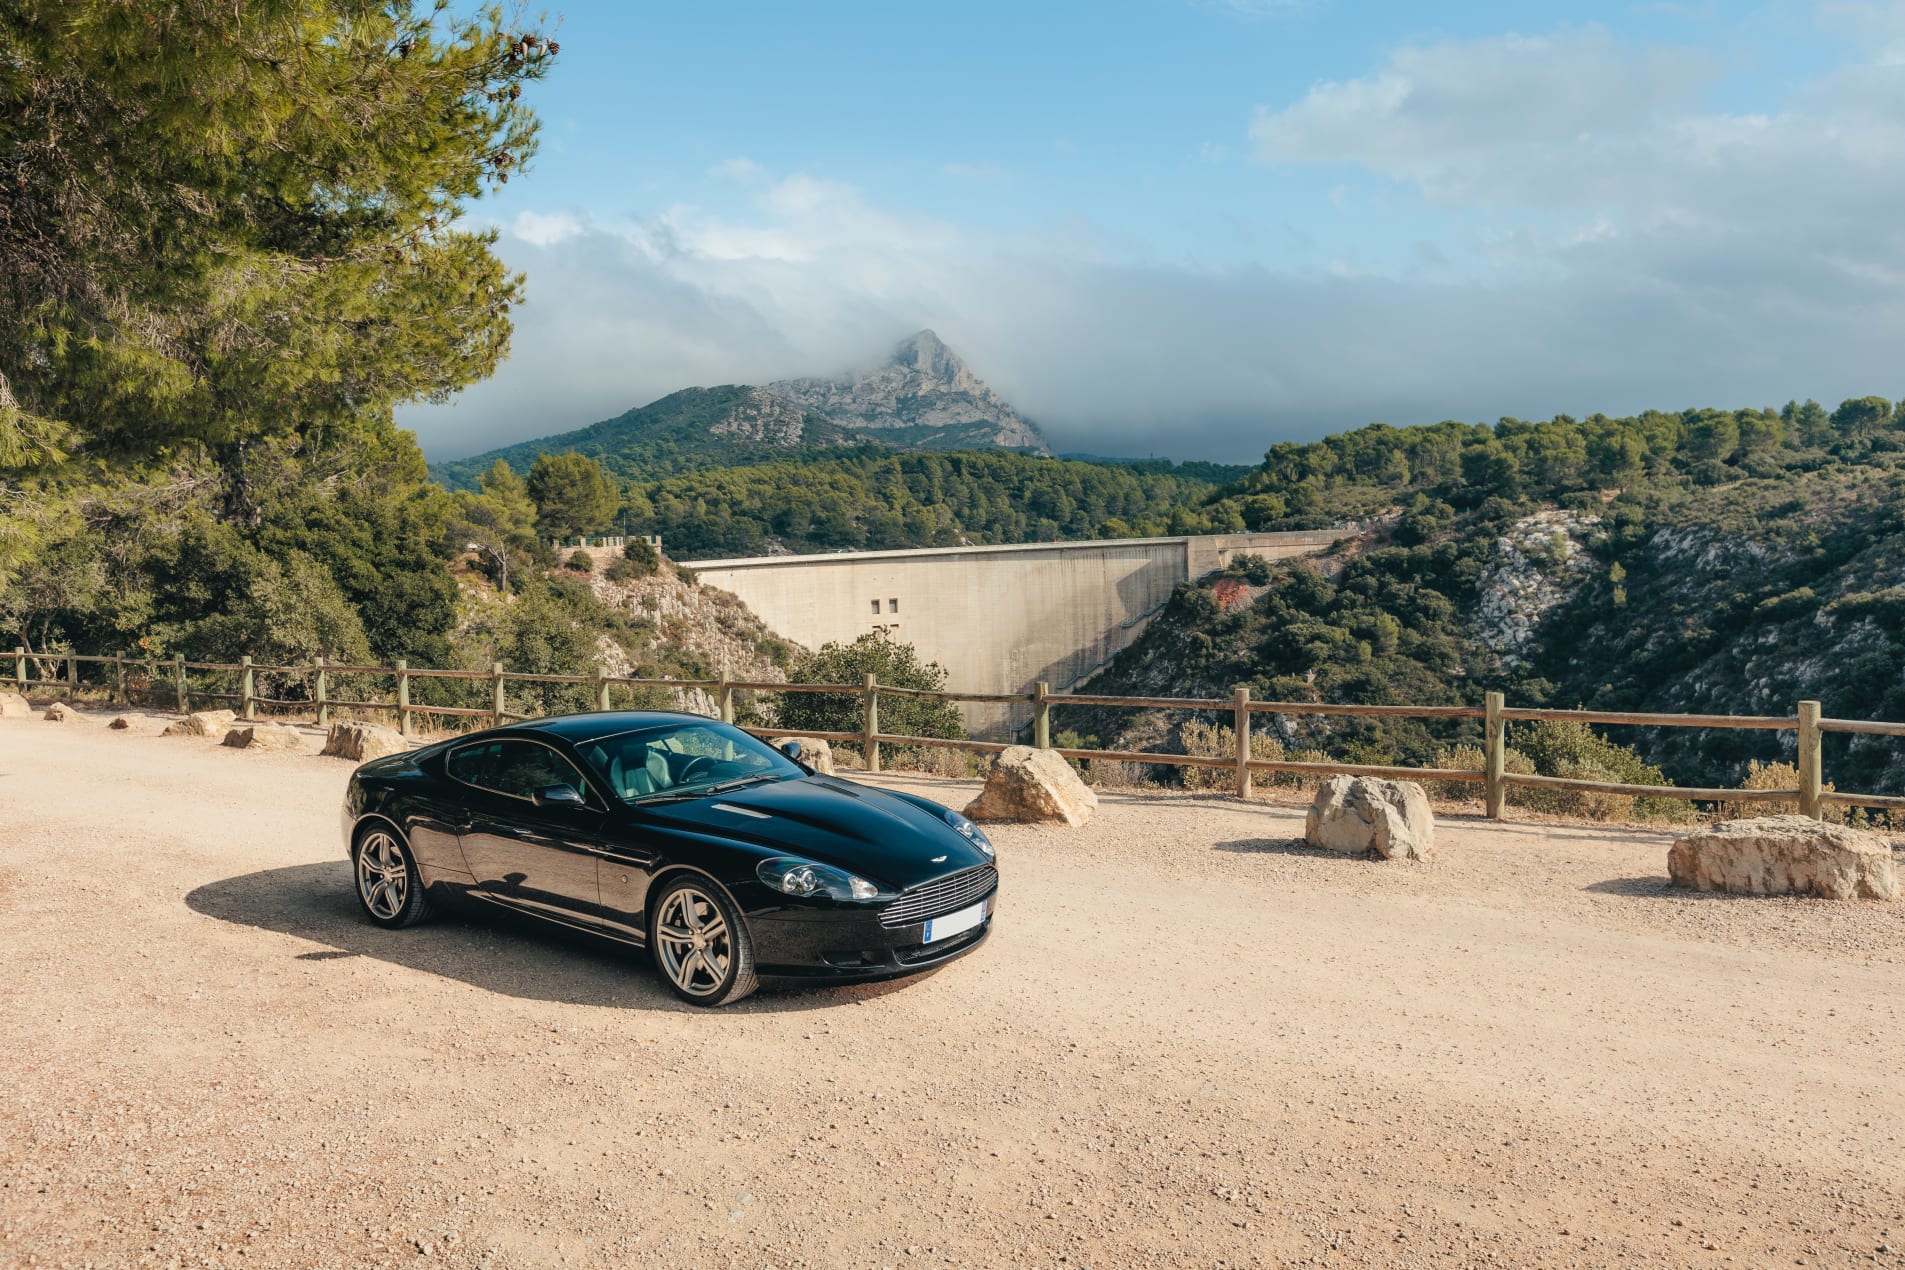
(701, 772, 784, 796)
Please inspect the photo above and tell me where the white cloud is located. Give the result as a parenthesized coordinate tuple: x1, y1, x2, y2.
(508, 210, 584, 247)
(709, 156, 765, 182)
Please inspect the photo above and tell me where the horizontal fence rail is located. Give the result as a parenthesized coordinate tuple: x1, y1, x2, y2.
(8, 646, 1903, 820)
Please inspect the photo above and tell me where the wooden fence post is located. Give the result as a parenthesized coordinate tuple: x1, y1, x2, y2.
(174, 654, 189, 713)
(396, 659, 411, 738)
(1033, 681, 1051, 750)
(717, 672, 734, 724)
(240, 655, 255, 720)
(1233, 685, 1253, 800)
(1484, 691, 1506, 820)
(12, 646, 23, 693)
(491, 661, 505, 726)
(66, 652, 78, 696)
(863, 672, 881, 774)
(315, 656, 329, 727)
(596, 671, 612, 713)
(113, 655, 126, 706)
(1798, 699, 1823, 820)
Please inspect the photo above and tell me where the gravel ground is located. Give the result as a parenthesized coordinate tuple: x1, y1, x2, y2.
(3, 708, 1904, 1269)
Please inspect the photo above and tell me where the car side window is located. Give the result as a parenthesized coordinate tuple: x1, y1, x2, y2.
(447, 739, 593, 804)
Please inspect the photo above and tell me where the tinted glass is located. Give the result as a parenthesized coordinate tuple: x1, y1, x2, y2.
(446, 739, 592, 802)
(578, 720, 803, 803)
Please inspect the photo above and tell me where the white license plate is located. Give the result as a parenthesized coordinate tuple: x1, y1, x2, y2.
(922, 899, 988, 944)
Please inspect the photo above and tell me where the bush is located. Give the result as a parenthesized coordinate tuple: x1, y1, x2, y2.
(776, 633, 967, 758)
(1178, 717, 1286, 791)
(1429, 742, 1533, 801)
(605, 556, 638, 582)
(1505, 720, 1693, 822)
(621, 537, 660, 577)
(566, 549, 593, 572)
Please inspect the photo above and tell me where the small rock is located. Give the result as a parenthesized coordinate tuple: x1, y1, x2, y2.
(42, 701, 86, 723)
(0, 691, 32, 719)
(221, 723, 305, 753)
(109, 715, 134, 730)
(1668, 815, 1897, 900)
(1304, 775, 1435, 861)
(771, 736, 835, 775)
(964, 745, 1097, 827)
(162, 709, 236, 738)
(320, 721, 408, 762)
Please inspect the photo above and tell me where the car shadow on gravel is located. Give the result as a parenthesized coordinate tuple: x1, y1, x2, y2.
(186, 862, 927, 1014)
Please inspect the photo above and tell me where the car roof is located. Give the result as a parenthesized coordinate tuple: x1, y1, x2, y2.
(508, 710, 723, 747)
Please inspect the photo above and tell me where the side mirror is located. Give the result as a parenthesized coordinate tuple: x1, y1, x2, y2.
(533, 783, 587, 809)
(775, 739, 803, 761)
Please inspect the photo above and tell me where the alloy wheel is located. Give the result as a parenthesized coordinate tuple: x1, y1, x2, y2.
(356, 830, 409, 921)
(654, 885, 732, 997)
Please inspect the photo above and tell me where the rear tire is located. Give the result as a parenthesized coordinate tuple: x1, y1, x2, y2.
(648, 876, 757, 1007)
(353, 824, 431, 929)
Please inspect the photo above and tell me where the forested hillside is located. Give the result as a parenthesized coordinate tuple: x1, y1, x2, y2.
(626, 453, 1250, 558)
(1074, 398, 1905, 798)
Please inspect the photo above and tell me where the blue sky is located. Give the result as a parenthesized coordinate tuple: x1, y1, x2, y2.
(405, 1, 1905, 462)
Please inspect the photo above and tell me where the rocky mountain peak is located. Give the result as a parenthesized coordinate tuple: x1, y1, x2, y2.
(767, 330, 1048, 454)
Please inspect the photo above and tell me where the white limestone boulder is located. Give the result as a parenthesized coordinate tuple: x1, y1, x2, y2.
(1305, 775, 1436, 861)
(964, 745, 1098, 827)
(163, 709, 236, 738)
(1668, 815, 1897, 901)
(221, 723, 306, 753)
(42, 701, 87, 723)
(320, 721, 408, 762)
(772, 736, 835, 775)
(0, 691, 32, 718)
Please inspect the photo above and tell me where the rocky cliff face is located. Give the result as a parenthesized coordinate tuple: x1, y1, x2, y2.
(768, 330, 1050, 454)
(704, 387, 818, 446)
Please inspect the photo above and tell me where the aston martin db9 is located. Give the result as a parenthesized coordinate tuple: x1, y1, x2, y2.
(340, 712, 997, 1005)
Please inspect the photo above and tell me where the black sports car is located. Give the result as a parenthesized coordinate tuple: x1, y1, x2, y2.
(340, 711, 997, 1006)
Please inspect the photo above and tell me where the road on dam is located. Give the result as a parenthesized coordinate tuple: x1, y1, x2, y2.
(3, 714, 1904, 1267)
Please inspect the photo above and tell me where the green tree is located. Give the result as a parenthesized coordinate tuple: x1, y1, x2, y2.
(0, 1, 555, 473)
(449, 459, 539, 591)
(528, 453, 620, 540)
(1831, 396, 1893, 442)
(777, 634, 967, 753)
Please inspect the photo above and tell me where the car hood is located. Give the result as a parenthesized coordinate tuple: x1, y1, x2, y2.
(627, 776, 990, 891)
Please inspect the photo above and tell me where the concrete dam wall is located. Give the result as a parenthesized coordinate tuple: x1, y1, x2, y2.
(683, 530, 1351, 737)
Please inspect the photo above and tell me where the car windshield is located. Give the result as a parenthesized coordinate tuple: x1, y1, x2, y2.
(577, 720, 805, 804)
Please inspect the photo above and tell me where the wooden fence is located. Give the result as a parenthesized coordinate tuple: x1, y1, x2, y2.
(10, 646, 1904, 820)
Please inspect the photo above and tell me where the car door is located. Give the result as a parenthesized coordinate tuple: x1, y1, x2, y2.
(444, 738, 614, 928)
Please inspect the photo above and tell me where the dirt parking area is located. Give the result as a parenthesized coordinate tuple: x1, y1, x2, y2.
(3, 709, 1904, 1269)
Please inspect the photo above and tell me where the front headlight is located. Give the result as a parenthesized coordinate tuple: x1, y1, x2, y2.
(943, 809, 994, 858)
(757, 856, 883, 901)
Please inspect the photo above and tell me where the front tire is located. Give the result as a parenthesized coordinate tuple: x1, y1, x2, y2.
(648, 877, 757, 1007)
(353, 825, 431, 929)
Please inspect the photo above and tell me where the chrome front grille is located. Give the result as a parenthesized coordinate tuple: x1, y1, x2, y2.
(879, 864, 998, 928)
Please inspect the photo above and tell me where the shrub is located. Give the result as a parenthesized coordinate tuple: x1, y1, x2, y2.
(1178, 717, 1286, 792)
(1505, 720, 1694, 823)
(776, 633, 967, 759)
(621, 537, 661, 577)
(605, 556, 638, 582)
(1429, 742, 1534, 801)
(566, 548, 594, 572)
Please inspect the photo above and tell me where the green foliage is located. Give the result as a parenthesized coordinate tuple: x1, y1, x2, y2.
(528, 453, 619, 540)
(776, 635, 966, 751)
(626, 451, 1238, 558)
(447, 460, 539, 592)
(566, 549, 594, 572)
(1, 0, 554, 468)
(626, 537, 661, 571)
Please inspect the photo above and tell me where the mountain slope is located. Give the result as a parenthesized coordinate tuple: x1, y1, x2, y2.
(430, 330, 1046, 488)
(430, 385, 869, 489)
(1070, 400, 1905, 800)
(767, 330, 1048, 453)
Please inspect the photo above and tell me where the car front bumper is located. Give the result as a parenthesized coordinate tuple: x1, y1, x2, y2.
(744, 888, 997, 984)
